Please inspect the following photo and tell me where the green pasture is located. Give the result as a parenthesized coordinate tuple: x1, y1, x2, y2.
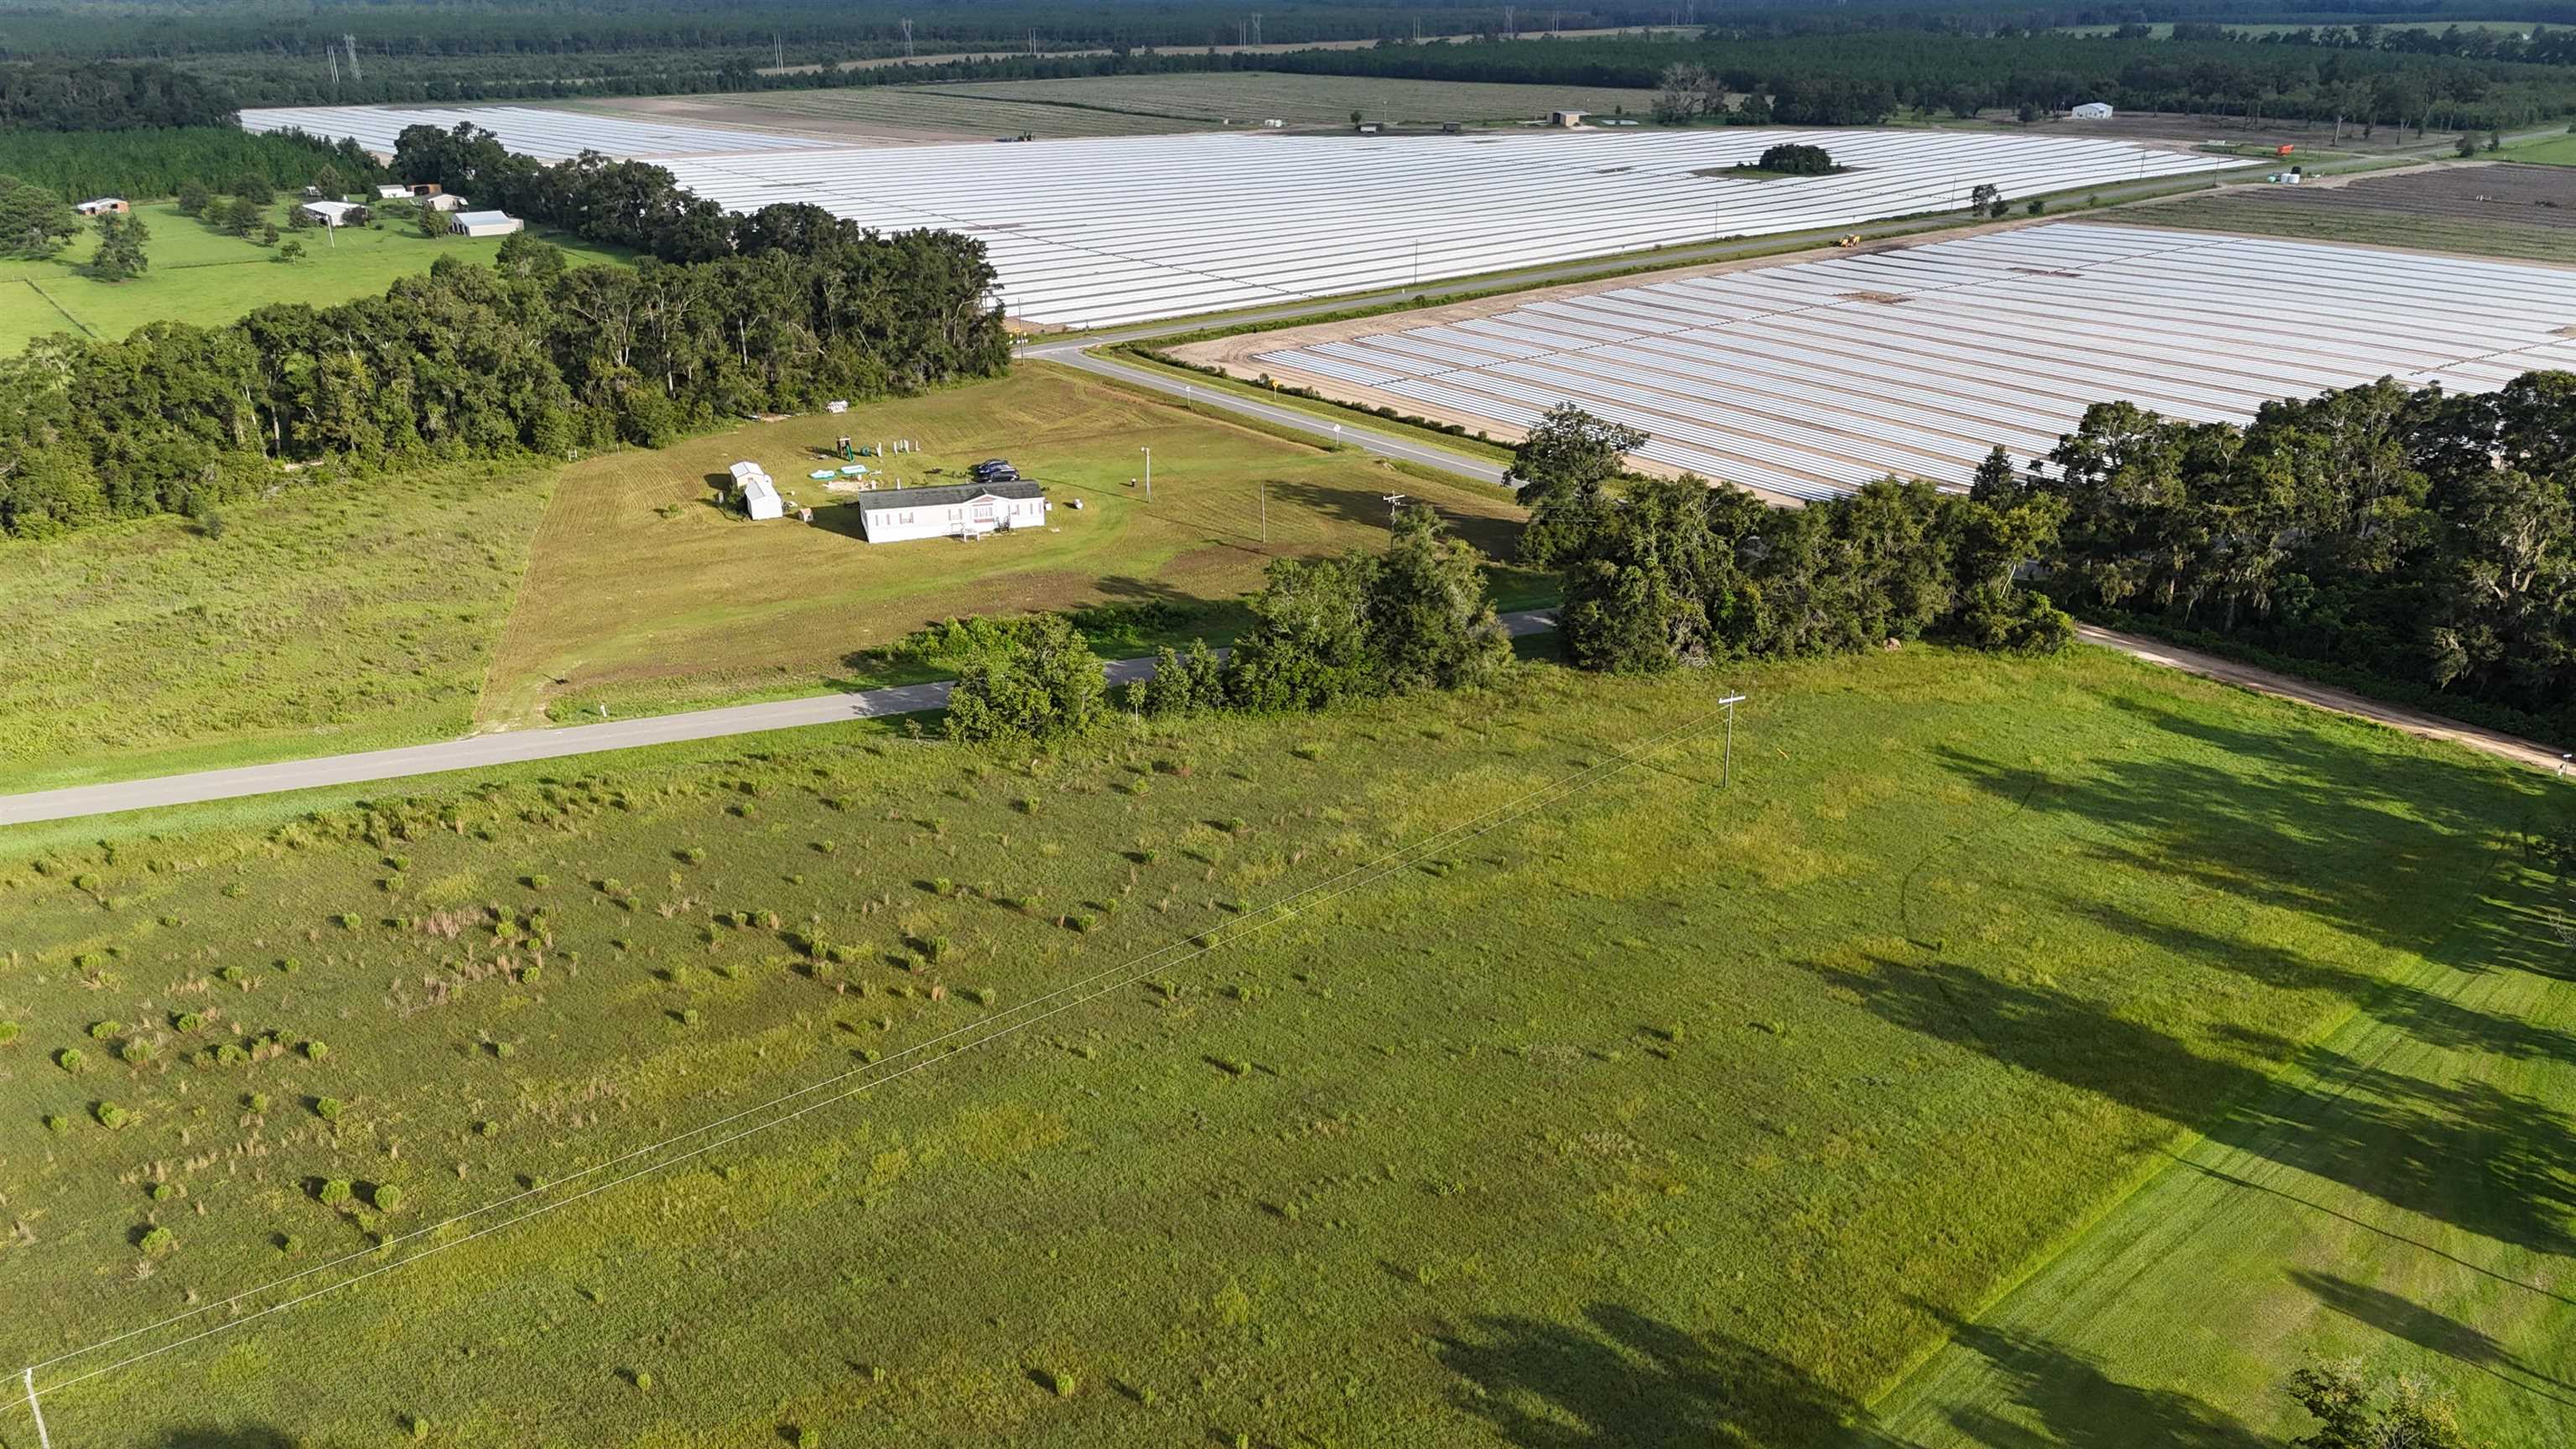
(0, 199, 626, 352)
(0, 643, 2563, 1446)
(0, 465, 556, 797)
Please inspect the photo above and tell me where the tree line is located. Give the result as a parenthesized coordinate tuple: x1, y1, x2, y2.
(941, 503, 1514, 747)
(1510, 407, 2075, 674)
(2012, 373, 2576, 740)
(0, 128, 384, 206)
(0, 221, 1010, 538)
(0, 60, 237, 129)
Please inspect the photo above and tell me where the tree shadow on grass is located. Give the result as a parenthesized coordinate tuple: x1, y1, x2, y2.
(1435, 1303, 1885, 1447)
(1812, 952, 2576, 1255)
(1898, 1301, 2267, 1449)
(2288, 1270, 2576, 1405)
(1928, 683, 2550, 964)
(1261, 477, 1520, 560)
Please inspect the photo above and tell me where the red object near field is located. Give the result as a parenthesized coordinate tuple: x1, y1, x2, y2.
(2278, 144, 2295, 155)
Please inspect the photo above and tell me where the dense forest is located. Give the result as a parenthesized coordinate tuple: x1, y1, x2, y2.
(10, 21, 2565, 127)
(0, 128, 384, 201)
(0, 219, 1010, 537)
(0, 59, 236, 127)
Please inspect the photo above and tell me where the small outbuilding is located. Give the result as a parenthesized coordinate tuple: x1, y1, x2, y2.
(1353, 121, 1382, 135)
(417, 193, 470, 212)
(74, 197, 128, 216)
(854, 480, 1047, 544)
(740, 475, 784, 521)
(1549, 109, 1587, 127)
(378, 182, 444, 199)
(449, 210, 524, 238)
(299, 200, 363, 226)
(2071, 101, 2115, 120)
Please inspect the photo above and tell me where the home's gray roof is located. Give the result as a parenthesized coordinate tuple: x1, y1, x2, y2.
(858, 480, 1045, 511)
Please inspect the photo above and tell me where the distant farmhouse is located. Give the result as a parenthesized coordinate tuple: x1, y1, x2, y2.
(855, 480, 1047, 543)
(73, 197, 127, 216)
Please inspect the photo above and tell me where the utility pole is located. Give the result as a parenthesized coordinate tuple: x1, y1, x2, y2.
(344, 33, 362, 83)
(1717, 693, 1746, 787)
(901, 18, 914, 56)
(1139, 446, 1151, 499)
(23, 1368, 52, 1449)
(1259, 480, 1267, 543)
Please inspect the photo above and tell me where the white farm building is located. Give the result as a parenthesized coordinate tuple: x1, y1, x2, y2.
(2071, 101, 2115, 120)
(448, 210, 523, 238)
(298, 200, 363, 226)
(854, 480, 1047, 543)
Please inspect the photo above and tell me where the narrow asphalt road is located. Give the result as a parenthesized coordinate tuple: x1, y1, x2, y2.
(0, 610, 1561, 827)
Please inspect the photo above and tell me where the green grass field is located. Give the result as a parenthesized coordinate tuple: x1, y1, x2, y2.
(0, 641, 2563, 1447)
(481, 361, 1535, 726)
(0, 465, 556, 796)
(2503, 132, 2576, 166)
(0, 200, 627, 352)
(2119, 194, 2576, 262)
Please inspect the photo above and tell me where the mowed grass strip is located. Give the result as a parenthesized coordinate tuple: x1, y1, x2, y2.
(0, 465, 556, 795)
(0, 199, 627, 353)
(0, 643, 2552, 1446)
(480, 361, 1531, 725)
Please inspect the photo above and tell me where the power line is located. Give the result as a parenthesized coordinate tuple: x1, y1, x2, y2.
(4, 699, 1736, 1420)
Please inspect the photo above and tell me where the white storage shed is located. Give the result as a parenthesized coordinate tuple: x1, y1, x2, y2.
(449, 210, 524, 238)
(299, 200, 363, 226)
(740, 475, 784, 521)
(854, 480, 1046, 543)
(2071, 101, 2115, 120)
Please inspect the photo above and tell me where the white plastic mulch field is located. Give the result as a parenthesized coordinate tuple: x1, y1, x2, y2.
(239, 104, 834, 160)
(236, 108, 2237, 330)
(1252, 223, 2576, 501)
(655, 129, 2238, 326)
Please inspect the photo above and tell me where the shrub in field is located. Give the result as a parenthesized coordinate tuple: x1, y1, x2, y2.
(120, 1040, 153, 1065)
(632, 1372, 653, 1392)
(1038, 1368, 1078, 1397)
(138, 1226, 175, 1256)
(95, 1101, 131, 1128)
(89, 1020, 121, 1040)
(318, 1178, 353, 1206)
(173, 1012, 202, 1032)
(302, 1040, 328, 1062)
(477, 1119, 498, 1137)
(314, 1096, 344, 1121)
(520, 965, 542, 986)
(148, 1182, 173, 1202)
(335, 913, 361, 929)
(246, 1092, 269, 1113)
(795, 1429, 819, 1449)
(214, 1043, 247, 1066)
(408, 1416, 429, 1440)
(58, 1046, 86, 1072)
(0, 1021, 18, 1044)
(43, 1114, 68, 1134)
(373, 1183, 403, 1213)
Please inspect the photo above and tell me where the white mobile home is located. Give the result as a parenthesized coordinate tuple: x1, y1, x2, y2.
(854, 480, 1046, 543)
(74, 197, 128, 216)
(2070, 101, 2115, 120)
(740, 475, 784, 521)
